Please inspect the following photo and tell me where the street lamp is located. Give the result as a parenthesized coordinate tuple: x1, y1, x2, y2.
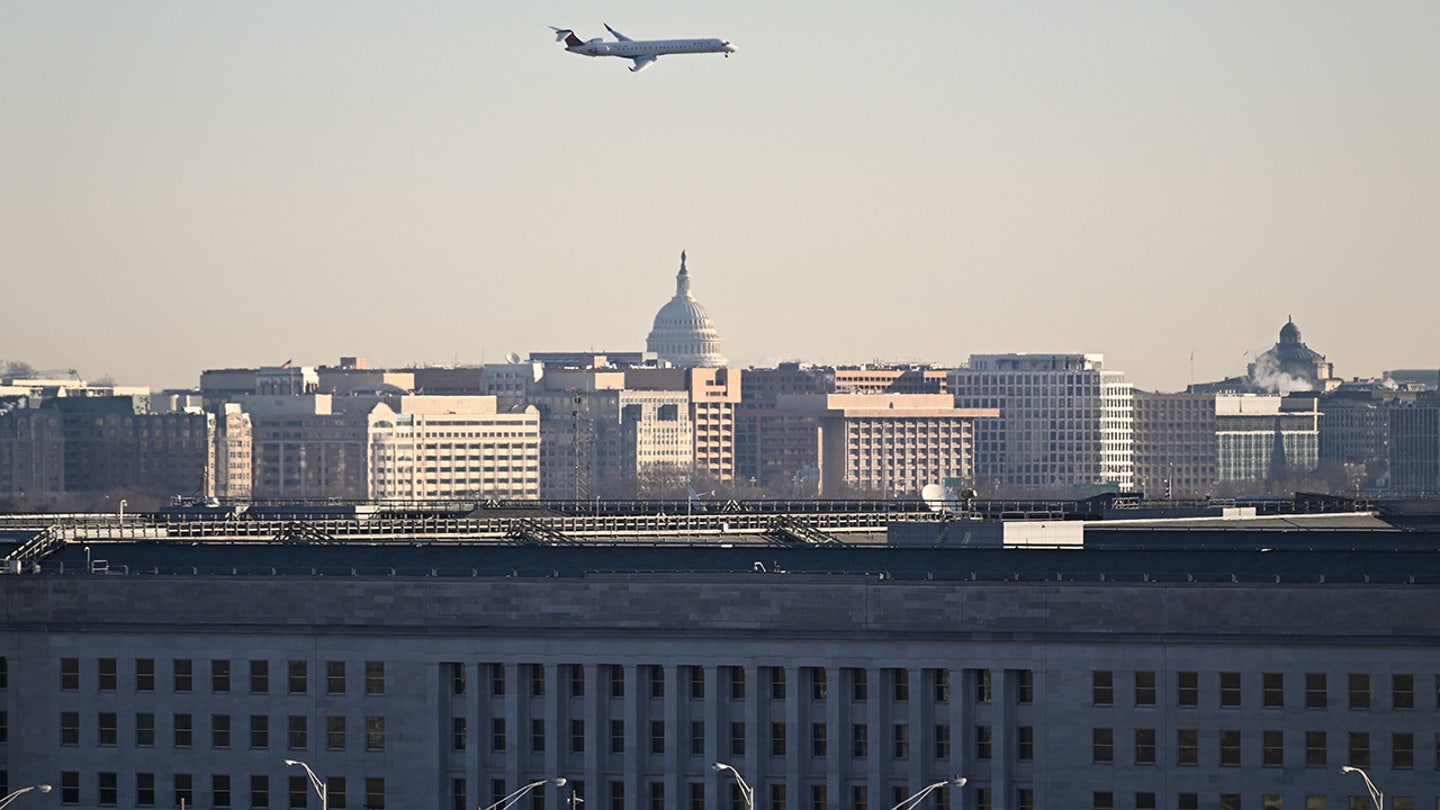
(1340, 766, 1382, 810)
(483, 778, 567, 810)
(119, 498, 127, 527)
(0, 785, 53, 810)
(890, 777, 967, 810)
(712, 762, 754, 810)
(283, 760, 327, 810)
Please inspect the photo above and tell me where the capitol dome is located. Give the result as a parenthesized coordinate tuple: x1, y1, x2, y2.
(646, 251, 727, 368)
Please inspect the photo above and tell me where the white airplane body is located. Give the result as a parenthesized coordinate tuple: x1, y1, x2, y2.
(550, 23, 735, 72)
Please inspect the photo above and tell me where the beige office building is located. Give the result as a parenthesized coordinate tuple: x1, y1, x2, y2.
(367, 397, 540, 500)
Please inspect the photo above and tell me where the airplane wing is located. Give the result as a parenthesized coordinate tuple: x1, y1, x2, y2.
(604, 23, 633, 41)
(628, 54, 657, 73)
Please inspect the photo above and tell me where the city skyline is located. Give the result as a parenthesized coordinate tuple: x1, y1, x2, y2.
(3, 2, 1436, 392)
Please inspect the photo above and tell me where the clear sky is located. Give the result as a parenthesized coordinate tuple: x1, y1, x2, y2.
(2, 1, 1437, 392)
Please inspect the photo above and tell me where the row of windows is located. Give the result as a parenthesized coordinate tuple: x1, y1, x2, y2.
(1091, 726, 1440, 770)
(1091, 793, 1427, 810)
(451, 663, 1033, 705)
(52, 772, 383, 810)
(455, 716, 1011, 761)
(58, 659, 384, 696)
(1091, 670, 1440, 710)
(58, 712, 385, 751)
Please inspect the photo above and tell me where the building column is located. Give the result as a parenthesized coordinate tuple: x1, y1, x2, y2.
(867, 666, 883, 810)
(826, 666, 843, 810)
(785, 666, 802, 810)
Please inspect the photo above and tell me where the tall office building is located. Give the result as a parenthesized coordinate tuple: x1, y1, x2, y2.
(1131, 391, 1217, 499)
(951, 354, 1133, 493)
(1215, 395, 1320, 484)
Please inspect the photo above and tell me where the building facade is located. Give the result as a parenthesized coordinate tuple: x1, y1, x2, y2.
(1131, 391, 1217, 499)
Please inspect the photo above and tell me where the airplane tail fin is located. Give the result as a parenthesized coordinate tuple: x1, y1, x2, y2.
(549, 26, 584, 47)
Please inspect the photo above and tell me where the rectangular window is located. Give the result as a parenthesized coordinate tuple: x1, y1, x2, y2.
(851, 723, 868, 758)
(175, 774, 193, 810)
(289, 776, 307, 810)
(251, 715, 269, 749)
(365, 778, 385, 810)
(137, 712, 155, 747)
(98, 772, 118, 806)
(1177, 729, 1198, 765)
(609, 783, 623, 810)
(99, 658, 118, 691)
(851, 786, 867, 810)
(61, 657, 79, 691)
(771, 722, 787, 757)
(212, 659, 231, 693)
(1392, 732, 1413, 769)
(934, 724, 950, 759)
(690, 721, 704, 756)
(770, 668, 787, 700)
(810, 786, 826, 810)
(975, 725, 992, 760)
(1348, 731, 1370, 767)
(1134, 671, 1156, 706)
(684, 666, 704, 699)
(811, 723, 827, 758)
(250, 776, 269, 810)
(1092, 728, 1114, 763)
(288, 661, 307, 695)
(529, 663, 545, 697)
(1178, 795, 1198, 810)
(449, 663, 466, 696)
(493, 718, 508, 751)
(98, 712, 117, 746)
(213, 774, 231, 809)
(1348, 674, 1370, 709)
(365, 716, 385, 751)
(1134, 793, 1155, 810)
(608, 665, 622, 698)
(60, 772, 79, 806)
(1135, 728, 1156, 764)
(60, 711, 79, 746)
(649, 720, 664, 754)
(1016, 669, 1034, 704)
(1092, 792, 1114, 810)
(1092, 671, 1114, 706)
(609, 719, 623, 754)
(136, 658, 155, 692)
(1220, 672, 1241, 707)
(137, 773, 156, 807)
(173, 659, 192, 693)
(1304, 798, 1326, 810)
(365, 661, 385, 695)
(1263, 673, 1284, 707)
(327, 716, 346, 750)
(1220, 729, 1241, 765)
(850, 668, 866, 702)
(649, 783, 664, 810)
(729, 666, 746, 700)
(531, 718, 545, 753)
(1017, 726, 1033, 761)
(211, 714, 231, 748)
(648, 666, 664, 699)
(976, 670, 992, 703)
(1177, 671, 1197, 706)
(327, 661, 346, 695)
(892, 723, 909, 758)
(1306, 673, 1327, 708)
(810, 668, 828, 701)
(174, 714, 193, 748)
(326, 778, 345, 810)
(250, 660, 269, 694)
(288, 716, 307, 750)
(1306, 730, 1327, 767)
(1393, 674, 1414, 709)
(571, 719, 585, 753)
(934, 669, 950, 703)
(452, 717, 466, 751)
(1219, 796, 1240, 810)
(493, 664, 508, 697)
(567, 663, 584, 697)
(1263, 730, 1284, 766)
(730, 721, 746, 756)
(891, 668, 909, 702)
(770, 784, 787, 810)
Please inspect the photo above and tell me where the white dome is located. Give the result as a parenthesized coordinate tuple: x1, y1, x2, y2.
(646, 251, 727, 368)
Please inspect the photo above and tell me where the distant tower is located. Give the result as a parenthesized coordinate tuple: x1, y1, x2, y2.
(645, 251, 728, 367)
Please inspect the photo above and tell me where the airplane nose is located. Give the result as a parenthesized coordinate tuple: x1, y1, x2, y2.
(724, 41, 737, 52)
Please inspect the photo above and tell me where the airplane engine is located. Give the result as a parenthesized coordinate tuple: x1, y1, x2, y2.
(587, 37, 603, 44)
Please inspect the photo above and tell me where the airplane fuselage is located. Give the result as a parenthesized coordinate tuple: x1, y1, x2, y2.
(567, 38, 735, 58)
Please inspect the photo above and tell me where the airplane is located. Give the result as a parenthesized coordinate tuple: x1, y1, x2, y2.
(549, 23, 736, 73)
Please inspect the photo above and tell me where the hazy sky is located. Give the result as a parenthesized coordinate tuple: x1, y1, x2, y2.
(3, 1, 1437, 392)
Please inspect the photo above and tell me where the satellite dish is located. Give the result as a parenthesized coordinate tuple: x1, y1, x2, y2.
(921, 483, 951, 513)
(504, 352, 521, 364)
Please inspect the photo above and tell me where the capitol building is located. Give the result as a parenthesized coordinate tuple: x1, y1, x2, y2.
(645, 251, 727, 368)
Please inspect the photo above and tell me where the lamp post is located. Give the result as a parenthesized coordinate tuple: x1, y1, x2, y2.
(283, 760, 326, 810)
(119, 498, 127, 527)
(1340, 766, 1383, 810)
(889, 778, 966, 810)
(483, 778, 567, 810)
(0, 785, 52, 810)
(712, 762, 754, 810)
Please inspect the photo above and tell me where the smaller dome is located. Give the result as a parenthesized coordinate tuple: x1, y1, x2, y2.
(1279, 316, 1301, 344)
